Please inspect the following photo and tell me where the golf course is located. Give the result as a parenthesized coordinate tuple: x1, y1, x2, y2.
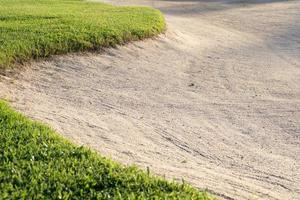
(1, 0, 299, 199)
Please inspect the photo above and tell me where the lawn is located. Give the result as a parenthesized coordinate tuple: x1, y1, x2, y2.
(0, 0, 165, 69)
(0, 101, 213, 199)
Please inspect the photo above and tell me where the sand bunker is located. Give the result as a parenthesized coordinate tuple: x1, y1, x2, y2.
(1, 0, 300, 199)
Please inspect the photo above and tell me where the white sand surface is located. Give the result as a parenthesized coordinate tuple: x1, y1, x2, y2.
(1, 0, 300, 199)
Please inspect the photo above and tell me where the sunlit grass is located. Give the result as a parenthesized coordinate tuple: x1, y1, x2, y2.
(0, 0, 165, 68)
(0, 101, 213, 199)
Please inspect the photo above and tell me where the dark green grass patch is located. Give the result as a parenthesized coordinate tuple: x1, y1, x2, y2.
(0, 0, 165, 68)
(0, 101, 213, 199)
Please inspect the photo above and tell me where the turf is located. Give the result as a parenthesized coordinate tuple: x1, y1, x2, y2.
(0, 0, 165, 69)
(0, 101, 213, 199)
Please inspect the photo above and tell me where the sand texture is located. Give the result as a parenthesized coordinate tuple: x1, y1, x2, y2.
(1, 0, 300, 199)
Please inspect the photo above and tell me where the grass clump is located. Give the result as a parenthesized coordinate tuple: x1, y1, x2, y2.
(0, 0, 165, 68)
(0, 100, 212, 199)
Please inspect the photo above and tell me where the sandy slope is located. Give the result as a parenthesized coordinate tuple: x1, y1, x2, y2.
(1, 0, 300, 199)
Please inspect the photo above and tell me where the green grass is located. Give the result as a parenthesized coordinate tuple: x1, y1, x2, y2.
(0, 0, 165, 69)
(0, 100, 213, 199)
